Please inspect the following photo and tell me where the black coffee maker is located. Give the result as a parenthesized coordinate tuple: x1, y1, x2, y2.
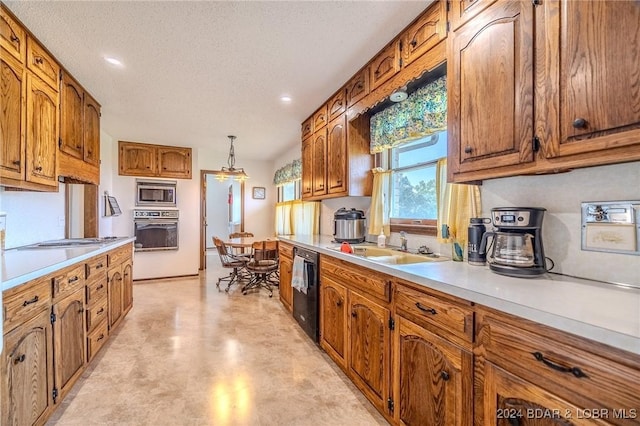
(479, 207, 547, 277)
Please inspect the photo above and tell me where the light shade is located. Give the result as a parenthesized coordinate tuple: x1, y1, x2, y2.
(212, 135, 249, 182)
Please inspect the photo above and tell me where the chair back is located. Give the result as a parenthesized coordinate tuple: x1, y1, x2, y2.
(251, 240, 279, 263)
(229, 232, 254, 239)
(213, 236, 239, 268)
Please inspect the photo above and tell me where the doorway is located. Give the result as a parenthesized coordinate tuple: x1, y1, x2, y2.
(200, 170, 244, 270)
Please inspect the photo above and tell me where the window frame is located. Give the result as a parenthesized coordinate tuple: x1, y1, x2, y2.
(276, 180, 301, 203)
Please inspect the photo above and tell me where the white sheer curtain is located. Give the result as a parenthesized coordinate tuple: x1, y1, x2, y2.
(367, 168, 392, 236)
(275, 200, 320, 236)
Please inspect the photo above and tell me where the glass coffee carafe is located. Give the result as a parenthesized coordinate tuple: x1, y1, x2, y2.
(492, 232, 535, 266)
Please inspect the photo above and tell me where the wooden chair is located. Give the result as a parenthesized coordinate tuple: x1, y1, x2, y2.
(213, 236, 250, 292)
(242, 240, 279, 297)
(228, 231, 254, 255)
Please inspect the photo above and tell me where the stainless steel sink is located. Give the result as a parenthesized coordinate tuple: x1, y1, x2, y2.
(20, 237, 119, 249)
(326, 244, 447, 264)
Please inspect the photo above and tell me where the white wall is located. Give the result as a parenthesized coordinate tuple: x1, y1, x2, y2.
(0, 184, 66, 248)
(205, 175, 233, 248)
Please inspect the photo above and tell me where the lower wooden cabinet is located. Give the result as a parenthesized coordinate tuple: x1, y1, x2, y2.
(107, 265, 124, 329)
(278, 256, 293, 312)
(1, 308, 54, 426)
(393, 316, 472, 426)
(319, 275, 347, 370)
(52, 288, 86, 402)
(122, 261, 133, 315)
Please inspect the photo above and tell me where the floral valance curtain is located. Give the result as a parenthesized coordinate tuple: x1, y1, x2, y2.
(273, 159, 301, 186)
(370, 75, 447, 153)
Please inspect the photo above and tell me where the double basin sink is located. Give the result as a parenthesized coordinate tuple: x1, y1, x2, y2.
(327, 244, 447, 265)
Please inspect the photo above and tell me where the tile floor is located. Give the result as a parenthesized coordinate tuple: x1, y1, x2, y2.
(47, 253, 387, 425)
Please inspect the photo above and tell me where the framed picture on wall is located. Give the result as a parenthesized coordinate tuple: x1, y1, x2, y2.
(252, 186, 266, 199)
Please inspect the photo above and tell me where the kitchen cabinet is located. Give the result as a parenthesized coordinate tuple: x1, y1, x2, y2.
(538, 0, 640, 160)
(1, 308, 54, 426)
(313, 104, 328, 131)
(319, 275, 347, 370)
(326, 115, 346, 195)
(449, 0, 497, 32)
(301, 137, 313, 198)
(393, 316, 472, 426)
(119, 140, 192, 179)
(107, 265, 124, 330)
(59, 71, 101, 185)
(476, 306, 640, 426)
(311, 128, 327, 197)
(327, 89, 346, 122)
(278, 241, 293, 312)
(447, 0, 535, 179)
(345, 67, 369, 107)
(52, 288, 86, 403)
(0, 5, 26, 61)
(370, 40, 400, 90)
(26, 37, 59, 91)
(0, 50, 25, 183)
(122, 261, 133, 316)
(401, 0, 447, 67)
(301, 117, 313, 140)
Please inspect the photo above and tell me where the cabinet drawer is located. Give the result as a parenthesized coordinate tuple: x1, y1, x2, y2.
(85, 254, 107, 281)
(395, 284, 474, 344)
(320, 255, 391, 303)
(86, 295, 108, 333)
(479, 310, 640, 419)
(3, 276, 52, 332)
(279, 242, 293, 260)
(87, 319, 109, 362)
(108, 244, 132, 267)
(86, 278, 107, 305)
(52, 263, 85, 301)
(26, 37, 59, 90)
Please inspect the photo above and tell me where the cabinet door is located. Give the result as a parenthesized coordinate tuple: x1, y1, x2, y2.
(121, 261, 133, 315)
(449, 0, 497, 32)
(484, 362, 601, 425)
(540, 1, 640, 159)
(0, 51, 25, 181)
(320, 276, 347, 370)
(346, 68, 369, 107)
(301, 137, 313, 199)
(393, 316, 472, 426)
(60, 72, 84, 159)
(108, 267, 123, 329)
(348, 290, 390, 413)
(119, 141, 158, 176)
(26, 37, 59, 91)
(25, 73, 58, 187)
(301, 117, 313, 141)
(326, 115, 347, 195)
(402, 1, 447, 67)
(158, 146, 192, 178)
(312, 128, 327, 197)
(313, 104, 328, 131)
(278, 257, 292, 312)
(83, 92, 101, 167)
(448, 1, 534, 176)
(370, 40, 400, 90)
(327, 89, 346, 122)
(0, 6, 26, 62)
(53, 289, 86, 400)
(1, 308, 54, 426)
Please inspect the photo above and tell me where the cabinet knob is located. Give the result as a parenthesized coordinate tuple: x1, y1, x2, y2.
(34, 166, 43, 172)
(10, 34, 19, 43)
(374, 70, 380, 77)
(440, 371, 450, 381)
(336, 179, 342, 185)
(572, 118, 587, 129)
(410, 39, 417, 48)
(12, 160, 20, 166)
(336, 300, 342, 307)
(34, 57, 44, 65)
(13, 354, 26, 364)
(97, 333, 105, 342)
(351, 311, 357, 318)
(464, 146, 473, 154)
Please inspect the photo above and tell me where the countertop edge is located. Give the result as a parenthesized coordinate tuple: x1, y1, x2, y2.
(2, 237, 136, 292)
(283, 237, 640, 356)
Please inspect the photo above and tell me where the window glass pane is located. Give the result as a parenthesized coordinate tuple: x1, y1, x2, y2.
(281, 182, 296, 202)
(391, 164, 438, 219)
(393, 131, 447, 169)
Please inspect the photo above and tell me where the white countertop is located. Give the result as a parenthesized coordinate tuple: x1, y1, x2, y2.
(1, 237, 136, 292)
(282, 235, 640, 355)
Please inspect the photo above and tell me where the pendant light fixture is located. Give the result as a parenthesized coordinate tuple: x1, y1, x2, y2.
(213, 135, 249, 182)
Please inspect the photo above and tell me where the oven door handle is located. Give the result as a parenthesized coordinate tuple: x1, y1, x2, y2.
(135, 220, 178, 225)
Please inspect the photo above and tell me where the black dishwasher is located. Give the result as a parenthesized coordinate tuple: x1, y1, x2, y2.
(292, 246, 320, 342)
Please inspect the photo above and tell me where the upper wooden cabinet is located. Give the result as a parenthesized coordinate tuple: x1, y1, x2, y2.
(326, 115, 347, 195)
(26, 37, 59, 90)
(370, 40, 401, 90)
(311, 127, 327, 197)
(327, 89, 346, 122)
(346, 67, 370, 107)
(0, 51, 25, 183)
(448, 0, 535, 179)
(313, 104, 328, 131)
(301, 117, 313, 140)
(539, 0, 640, 160)
(301, 137, 313, 198)
(119, 140, 192, 179)
(0, 5, 25, 62)
(449, 0, 497, 32)
(59, 71, 101, 184)
(401, 0, 447, 67)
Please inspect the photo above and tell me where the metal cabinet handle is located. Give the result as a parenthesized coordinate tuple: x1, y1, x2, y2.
(531, 352, 587, 378)
(68, 276, 79, 283)
(34, 56, 44, 65)
(410, 39, 417, 47)
(22, 296, 39, 307)
(97, 307, 105, 315)
(10, 34, 19, 43)
(97, 333, 105, 342)
(464, 146, 473, 154)
(14, 354, 26, 364)
(336, 300, 342, 307)
(572, 118, 587, 129)
(351, 311, 357, 318)
(96, 263, 104, 269)
(440, 371, 450, 381)
(34, 166, 43, 172)
(96, 284, 104, 290)
(415, 302, 437, 315)
(12, 160, 20, 166)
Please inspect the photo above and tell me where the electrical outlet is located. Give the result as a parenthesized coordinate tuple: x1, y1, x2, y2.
(58, 216, 65, 228)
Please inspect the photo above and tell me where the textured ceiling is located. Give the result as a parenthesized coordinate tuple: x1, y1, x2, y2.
(5, 1, 430, 161)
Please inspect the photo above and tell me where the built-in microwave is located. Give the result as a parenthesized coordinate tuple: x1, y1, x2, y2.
(136, 179, 177, 207)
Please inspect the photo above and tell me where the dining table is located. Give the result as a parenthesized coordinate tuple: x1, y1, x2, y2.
(225, 237, 276, 254)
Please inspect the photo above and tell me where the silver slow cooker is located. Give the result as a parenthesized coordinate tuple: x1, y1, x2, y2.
(333, 208, 366, 243)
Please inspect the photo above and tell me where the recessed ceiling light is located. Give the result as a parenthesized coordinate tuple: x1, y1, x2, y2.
(104, 56, 123, 66)
(280, 95, 292, 103)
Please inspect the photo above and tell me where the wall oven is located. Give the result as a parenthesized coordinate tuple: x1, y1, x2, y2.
(133, 210, 179, 251)
(136, 179, 177, 207)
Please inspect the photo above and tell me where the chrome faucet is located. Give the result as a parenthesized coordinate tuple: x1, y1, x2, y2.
(400, 231, 408, 251)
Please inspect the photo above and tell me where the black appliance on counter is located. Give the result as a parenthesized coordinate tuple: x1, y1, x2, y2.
(333, 207, 366, 243)
(292, 246, 320, 342)
(480, 207, 547, 277)
(468, 217, 491, 265)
